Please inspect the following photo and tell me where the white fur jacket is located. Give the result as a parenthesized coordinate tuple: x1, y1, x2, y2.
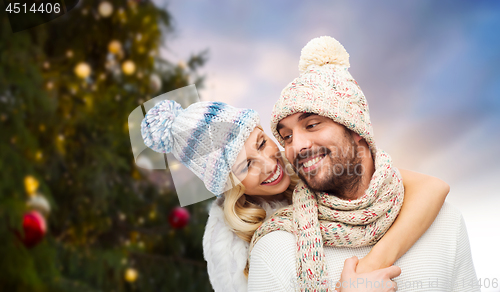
(202, 198, 289, 292)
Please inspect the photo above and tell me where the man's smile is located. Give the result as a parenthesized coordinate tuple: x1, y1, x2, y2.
(297, 153, 327, 173)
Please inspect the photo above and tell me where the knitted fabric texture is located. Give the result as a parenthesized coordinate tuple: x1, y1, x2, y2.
(270, 36, 375, 148)
(247, 203, 479, 292)
(248, 148, 404, 291)
(141, 99, 260, 197)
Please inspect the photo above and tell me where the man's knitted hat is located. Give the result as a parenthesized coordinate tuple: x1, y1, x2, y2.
(141, 100, 260, 197)
(271, 36, 375, 148)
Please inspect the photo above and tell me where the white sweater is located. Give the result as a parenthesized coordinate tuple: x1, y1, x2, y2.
(247, 202, 480, 292)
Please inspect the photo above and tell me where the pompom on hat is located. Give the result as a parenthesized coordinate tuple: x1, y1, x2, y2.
(141, 100, 260, 197)
(298, 36, 350, 73)
(271, 36, 375, 148)
(141, 100, 184, 154)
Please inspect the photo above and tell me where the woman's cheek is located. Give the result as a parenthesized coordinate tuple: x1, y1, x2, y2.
(244, 170, 260, 187)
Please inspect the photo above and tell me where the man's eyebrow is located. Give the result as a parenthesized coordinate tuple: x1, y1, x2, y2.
(297, 112, 315, 122)
(277, 113, 316, 134)
(277, 122, 284, 133)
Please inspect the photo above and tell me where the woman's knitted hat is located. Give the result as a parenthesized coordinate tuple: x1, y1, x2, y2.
(271, 36, 375, 148)
(141, 100, 260, 197)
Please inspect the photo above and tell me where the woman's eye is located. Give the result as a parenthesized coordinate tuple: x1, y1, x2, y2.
(239, 162, 250, 174)
(259, 139, 267, 150)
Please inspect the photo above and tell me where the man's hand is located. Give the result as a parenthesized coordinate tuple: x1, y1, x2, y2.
(335, 256, 400, 292)
(355, 255, 387, 274)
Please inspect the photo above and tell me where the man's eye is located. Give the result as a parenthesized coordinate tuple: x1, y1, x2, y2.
(306, 123, 319, 129)
(282, 134, 292, 142)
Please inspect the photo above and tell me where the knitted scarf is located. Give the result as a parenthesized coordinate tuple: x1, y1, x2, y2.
(248, 148, 404, 291)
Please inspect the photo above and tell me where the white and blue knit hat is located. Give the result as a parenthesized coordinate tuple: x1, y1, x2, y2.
(141, 100, 260, 197)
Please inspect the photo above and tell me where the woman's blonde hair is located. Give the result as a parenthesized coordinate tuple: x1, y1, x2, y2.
(220, 126, 299, 276)
(222, 172, 298, 242)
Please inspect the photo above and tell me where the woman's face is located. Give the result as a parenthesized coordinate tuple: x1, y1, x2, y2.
(231, 127, 291, 196)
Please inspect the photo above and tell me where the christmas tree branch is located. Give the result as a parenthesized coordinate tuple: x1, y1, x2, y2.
(130, 251, 207, 268)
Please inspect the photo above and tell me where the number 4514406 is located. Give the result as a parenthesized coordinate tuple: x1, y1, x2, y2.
(464, 278, 498, 289)
(5, 2, 61, 14)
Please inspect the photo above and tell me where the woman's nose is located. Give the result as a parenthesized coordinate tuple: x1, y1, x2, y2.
(258, 148, 276, 175)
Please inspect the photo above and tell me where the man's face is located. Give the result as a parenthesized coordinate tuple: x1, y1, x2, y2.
(277, 113, 364, 197)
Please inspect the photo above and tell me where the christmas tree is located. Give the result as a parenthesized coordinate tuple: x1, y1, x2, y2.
(0, 0, 212, 291)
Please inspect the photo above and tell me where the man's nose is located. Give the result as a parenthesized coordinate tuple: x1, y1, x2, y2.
(293, 132, 313, 160)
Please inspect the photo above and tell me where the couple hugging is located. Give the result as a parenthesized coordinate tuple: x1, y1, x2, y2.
(141, 36, 478, 291)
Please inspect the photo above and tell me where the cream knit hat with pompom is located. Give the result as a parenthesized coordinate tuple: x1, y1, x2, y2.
(271, 36, 375, 148)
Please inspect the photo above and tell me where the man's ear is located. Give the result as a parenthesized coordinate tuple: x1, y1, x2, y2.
(351, 132, 365, 145)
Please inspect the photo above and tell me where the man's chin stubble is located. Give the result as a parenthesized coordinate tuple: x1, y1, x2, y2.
(298, 167, 362, 198)
(298, 171, 336, 194)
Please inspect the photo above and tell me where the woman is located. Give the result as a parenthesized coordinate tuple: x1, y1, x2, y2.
(141, 99, 449, 291)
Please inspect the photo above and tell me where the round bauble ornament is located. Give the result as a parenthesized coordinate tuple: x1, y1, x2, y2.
(168, 207, 190, 229)
(98, 1, 113, 18)
(122, 60, 136, 75)
(108, 40, 122, 54)
(74, 62, 91, 79)
(22, 211, 47, 248)
(125, 267, 138, 282)
(149, 74, 162, 93)
(27, 194, 51, 217)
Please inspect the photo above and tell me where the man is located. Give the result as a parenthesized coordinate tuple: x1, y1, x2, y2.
(247, 36, 479, 292)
